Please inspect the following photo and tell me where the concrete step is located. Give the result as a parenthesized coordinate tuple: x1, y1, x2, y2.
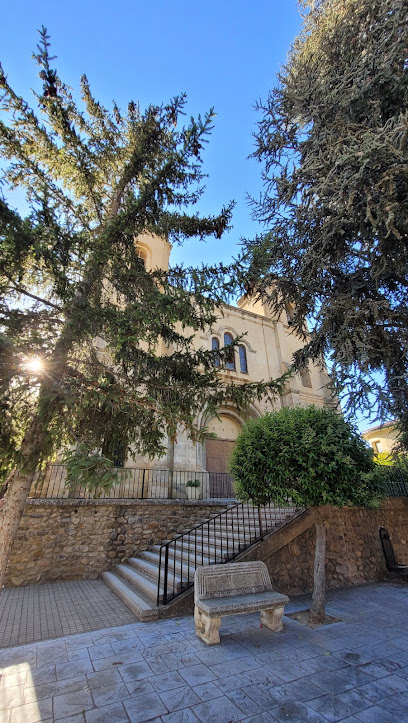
(114, 563, 164, 603)
(150, 541, 236, 561)
(102, 571, 159, 620)
(128, 556, 183, 588)
(224, 511, 294, 521)
(192, 529, 260, 543)
(188, 537, 256, 556)
(208, 515, 290, 529)
(127, 556, 160, 580)
(140, 548, 211, 572)
(102, 503, 303, 620)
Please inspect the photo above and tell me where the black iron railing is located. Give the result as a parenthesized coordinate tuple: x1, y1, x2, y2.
(156, 500, 303, 605)
(29, 465, 235, 500)
(378, 464, 408, 498)
(383, 478, 408, 498)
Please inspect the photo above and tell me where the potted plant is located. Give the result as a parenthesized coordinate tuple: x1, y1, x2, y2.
(186, 479, 201, 500)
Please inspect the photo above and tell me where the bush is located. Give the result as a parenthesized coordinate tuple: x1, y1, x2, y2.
(186, 479, 201, 488)
(230, 406, 383, 509)
(229, 406, 384, 624)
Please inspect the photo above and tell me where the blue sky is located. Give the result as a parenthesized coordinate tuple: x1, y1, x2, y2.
(2, 0, 301, 267)
(2, 1, 377, 432)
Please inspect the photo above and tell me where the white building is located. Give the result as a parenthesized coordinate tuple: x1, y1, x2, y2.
(34, 232, 333, 500)
(126, 234, 332, 480)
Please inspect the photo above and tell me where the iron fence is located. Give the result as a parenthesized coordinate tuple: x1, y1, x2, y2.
(29, 465, 236, 500)
(24, 463, 408, 501)
(378, 464, 408, 498)
(157, 500, 302, 605)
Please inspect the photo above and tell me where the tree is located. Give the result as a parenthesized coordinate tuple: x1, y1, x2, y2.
(229, 406, 383, 624)
(0, 29, 287, 590)
(240, 0, 408, 446)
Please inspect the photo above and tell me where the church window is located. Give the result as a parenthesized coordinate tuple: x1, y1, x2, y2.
(224, 333, 235, 371)
(212, 337, 220, 367)
(239, 345, 248, 374)
(300, 367, 312, 388)
(136, 247, 147, 266)
(285, 304, 295, 325)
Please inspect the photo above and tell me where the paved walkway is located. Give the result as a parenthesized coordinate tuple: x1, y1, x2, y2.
(0, 581, 137, 649)
(1, 583, 408, 722)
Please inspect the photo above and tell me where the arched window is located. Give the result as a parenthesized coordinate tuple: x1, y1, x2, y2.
(239, 345, 248, 374)
(285, 304, 295, 325)
(212, 337, 220, 368)
(300, 368, 312, 388)
(136, 247, 147, 266)
(224, 333, 235, 371)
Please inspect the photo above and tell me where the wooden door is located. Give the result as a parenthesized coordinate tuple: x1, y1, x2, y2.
(206, 439, 235, 497)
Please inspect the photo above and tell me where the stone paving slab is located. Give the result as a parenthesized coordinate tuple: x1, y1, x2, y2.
(0, 581, 137, 648)
(0, 583, 408, 722)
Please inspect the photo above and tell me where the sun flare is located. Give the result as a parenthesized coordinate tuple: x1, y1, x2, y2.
(24, 357, 44, 374)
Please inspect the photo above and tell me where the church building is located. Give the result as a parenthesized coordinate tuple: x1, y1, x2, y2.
(119, 233, 333, 491)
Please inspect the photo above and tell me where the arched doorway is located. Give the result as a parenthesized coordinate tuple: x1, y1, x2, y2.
(205, 414, 242, 497)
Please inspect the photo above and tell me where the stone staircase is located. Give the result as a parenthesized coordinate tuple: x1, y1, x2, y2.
(102, 502, 300, 620)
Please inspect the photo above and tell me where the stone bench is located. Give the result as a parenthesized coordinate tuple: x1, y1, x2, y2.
(194, 561, 289, 645)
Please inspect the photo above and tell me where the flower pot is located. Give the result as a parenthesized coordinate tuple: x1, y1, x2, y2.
(186, 486, 200, 500)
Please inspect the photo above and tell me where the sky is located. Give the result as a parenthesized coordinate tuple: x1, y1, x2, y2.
(1, 1, 377, 432)
(2, 0, 301, 267)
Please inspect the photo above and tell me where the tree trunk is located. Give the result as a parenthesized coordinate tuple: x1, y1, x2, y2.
(0, 470, 36, 589)
(0, 414, 47, 589)
(0, 183, 131, 592)
(309, 512, 326, 625)
(0, 263, 105, 591)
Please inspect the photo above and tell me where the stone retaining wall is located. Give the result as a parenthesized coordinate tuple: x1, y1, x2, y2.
(5, 499, 226, 587)
(242, 499, 408, 595)
(5, 498, 408, 593)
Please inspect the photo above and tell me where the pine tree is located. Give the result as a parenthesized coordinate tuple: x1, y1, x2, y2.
(241, 0, 408, 444)
(0, 29, 286, 589)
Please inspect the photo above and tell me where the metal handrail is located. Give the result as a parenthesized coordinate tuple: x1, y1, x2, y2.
(156, 500, 303, 605)
(29, 465, 235, 500)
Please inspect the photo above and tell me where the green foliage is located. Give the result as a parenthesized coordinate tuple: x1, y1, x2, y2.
(62, 444, 118, 498)
(375, 452, 396, 467)
(230, 407, 384, 508)
(0, 29, 287, 486)
(186, 479, 201, 488)
(240, 0, 408, 447)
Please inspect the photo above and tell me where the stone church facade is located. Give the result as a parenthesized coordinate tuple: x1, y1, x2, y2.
(33, 232, 332, 499)
(122, 233, 332, 482)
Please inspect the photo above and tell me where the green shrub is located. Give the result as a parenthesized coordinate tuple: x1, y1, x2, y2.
(62, 444, 118, 498)
(230, 407, 383, 509)
(186, 479, 201, 488)
(229, 406, 384, 625)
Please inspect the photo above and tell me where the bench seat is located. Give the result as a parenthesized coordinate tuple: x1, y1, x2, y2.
(197, 591, 288, 617)
(194, 561, 289, 645)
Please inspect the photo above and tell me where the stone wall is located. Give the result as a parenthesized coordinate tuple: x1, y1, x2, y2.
(5, 498, 408, 593)
(5, 499, 226, 587)
(242, 499, 408, 596)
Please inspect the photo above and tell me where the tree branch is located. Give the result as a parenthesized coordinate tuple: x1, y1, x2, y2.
(6, 282, 63, 312)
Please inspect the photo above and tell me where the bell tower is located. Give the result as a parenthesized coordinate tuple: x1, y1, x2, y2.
(135, 232, 171, 272)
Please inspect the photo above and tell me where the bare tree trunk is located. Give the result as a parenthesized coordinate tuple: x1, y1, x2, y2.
(309, 511, 326, 625)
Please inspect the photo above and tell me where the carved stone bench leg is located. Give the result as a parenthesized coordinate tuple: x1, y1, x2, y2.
(194, 606, 221, 645)
(260, 605, 285, 632)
